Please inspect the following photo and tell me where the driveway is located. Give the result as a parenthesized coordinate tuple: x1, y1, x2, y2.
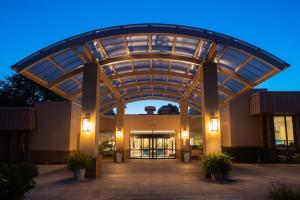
(25, 159, 300, 200)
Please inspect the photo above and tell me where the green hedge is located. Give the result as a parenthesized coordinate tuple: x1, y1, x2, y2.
(0, 163, 39, 200)
(267, 183, 300, 200)
(222, 146, 264, 163)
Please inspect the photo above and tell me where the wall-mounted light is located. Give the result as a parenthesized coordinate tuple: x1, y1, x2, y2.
(209, 115, 219, 132)
(181, 129, 189, 139)
(116, 129, 123, 139)
(82, 114, 91, 133)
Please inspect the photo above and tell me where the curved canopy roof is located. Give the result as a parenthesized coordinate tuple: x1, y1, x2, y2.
(12, 23, 289, 114)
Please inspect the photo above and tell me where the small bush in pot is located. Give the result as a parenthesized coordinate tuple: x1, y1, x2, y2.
(67, 151, 92, 181)
(0, 163, 39, 200)
(201, 152, 232, 181)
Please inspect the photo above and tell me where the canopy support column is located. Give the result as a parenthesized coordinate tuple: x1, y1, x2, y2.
(115, 99, 125, 162)
(180, 98, 190, 162)
(80, 62, 101, 177)
(80, 63, 100, 155)
(201, 62, 221, 154)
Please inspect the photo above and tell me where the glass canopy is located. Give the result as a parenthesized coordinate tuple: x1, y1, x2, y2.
(12, 24, 289, 114)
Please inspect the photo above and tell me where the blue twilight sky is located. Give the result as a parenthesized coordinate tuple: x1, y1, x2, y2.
(0, 0, 299, 114)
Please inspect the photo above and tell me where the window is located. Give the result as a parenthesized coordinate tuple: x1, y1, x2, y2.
(273, 116, 294, 148)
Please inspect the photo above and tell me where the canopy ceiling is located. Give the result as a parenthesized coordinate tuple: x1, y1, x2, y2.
(12, 24, 289, 114)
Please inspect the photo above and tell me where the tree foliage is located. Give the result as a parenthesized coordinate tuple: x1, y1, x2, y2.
(157, 103, 179, 115)
(0, 74, 66, 107)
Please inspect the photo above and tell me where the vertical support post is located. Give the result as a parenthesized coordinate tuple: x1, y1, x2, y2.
(201, 62, 221, 154)
(180, 98, 190, 162)
(180, 98, 190, 146)
(115, 99, 125, 161)
(80, 63, 100, 155)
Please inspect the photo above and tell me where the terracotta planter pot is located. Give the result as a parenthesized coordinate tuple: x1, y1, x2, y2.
(74, 169, 85, 181)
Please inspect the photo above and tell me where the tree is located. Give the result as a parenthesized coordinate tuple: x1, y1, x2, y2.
(0, 74, 66, 107)
(157, 103, 179, 115)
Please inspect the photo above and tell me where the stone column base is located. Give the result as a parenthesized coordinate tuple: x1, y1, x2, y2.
(85, 155, 102, 178)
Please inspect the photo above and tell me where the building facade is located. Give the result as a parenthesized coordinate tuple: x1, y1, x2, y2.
(1, 89, 299, 163)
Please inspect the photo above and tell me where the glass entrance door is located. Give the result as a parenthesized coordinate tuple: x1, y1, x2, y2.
(130, 137, 175, 159)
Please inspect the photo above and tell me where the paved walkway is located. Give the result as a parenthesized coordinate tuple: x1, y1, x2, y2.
(26, 159, 300, 200)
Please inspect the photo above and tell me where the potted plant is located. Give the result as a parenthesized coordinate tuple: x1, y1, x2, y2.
(183, 146, 191, 163)
(67, 151, 92, 181)
(201, 152, 232, 181)
(115, 148, 123, 163)
(98, 141, 114, 157)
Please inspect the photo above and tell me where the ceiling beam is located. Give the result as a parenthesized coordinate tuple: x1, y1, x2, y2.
(47, 53, 199, 88)
(48, 67, 84, 88)
(82, 43, 96, 63)
(100, 95, 201, 115)
(98, 53, 202, 66)
(126, 90, 182, 99)
(83, 43, 122, 100)
(218, 66, 255, 87)
(193, 40, 203, 58)
(100, 65, 122, 99)
(111, 70, 193, 80)
(218, 85, 235, 98)
(120, 81, 184, 90)
(21, 70, 80, 104)
(183, 64, 202, 99)
(234, 56, 254, 72)
(205, 42, 218, 62)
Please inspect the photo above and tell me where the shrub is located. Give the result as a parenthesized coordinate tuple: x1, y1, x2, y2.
(98, 141, 113, 156)
(222, 146, 263, 163)
(278, 155, 290, 163)
(267, 183, 300, 200)
(0, 163, 39, 200)
(292, 154, 300, 163)
(201, 152, 232, 178)
(67, 151, 92, 172)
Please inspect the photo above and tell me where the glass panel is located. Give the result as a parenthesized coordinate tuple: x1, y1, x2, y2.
(286, 116, 294, 145)
(130, 136, 176, 159)
(126, 35, 148, 53)
(274, 116, 287, 146)
(273, 116, 295, 148)
(156, 138, 164, 158)
(152, 35, 174, 53)
(224, 78, 246, 93)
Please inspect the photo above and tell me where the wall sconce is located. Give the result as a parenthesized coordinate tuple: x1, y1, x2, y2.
(116, 129, 123, 139)
(209, 115, 219, 132)
(82, 114, 91, 133)
(181, 129, 189, 139)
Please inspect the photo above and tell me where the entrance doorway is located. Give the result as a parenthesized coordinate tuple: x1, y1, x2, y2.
(130, 131, 176, 159)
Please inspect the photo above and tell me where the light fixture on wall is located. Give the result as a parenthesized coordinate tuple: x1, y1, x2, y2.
(82, 114, 91, 133)
(116, 129, 123, 139)
(209, 114, 219, 132)
(181, 129, 189, 139)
